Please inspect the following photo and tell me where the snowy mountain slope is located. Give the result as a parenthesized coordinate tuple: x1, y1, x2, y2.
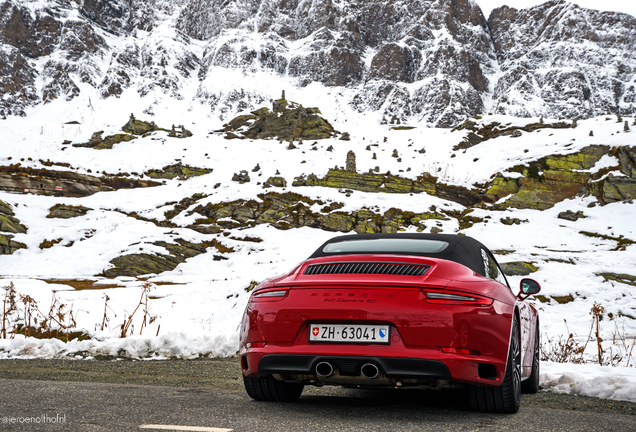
(489, 1, 636, 119)
(2, 0, 634, 125)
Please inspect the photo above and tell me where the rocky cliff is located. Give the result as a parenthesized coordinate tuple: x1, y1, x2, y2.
(489, 1, 636, 119)
(1, 0, 635, 125)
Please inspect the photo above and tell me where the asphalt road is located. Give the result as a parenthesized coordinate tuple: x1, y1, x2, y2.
(0, 359, 635, 431)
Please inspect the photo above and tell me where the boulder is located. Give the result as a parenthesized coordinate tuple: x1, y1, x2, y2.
(263, 176, 287, 188)
(46, 204, 93, 219)
(500, 261, 539, 276)
(0, 200, 27, 234)
(0, 233, 26, 255)
(557, 210, 586, 221)
(232, 171, 250, 183)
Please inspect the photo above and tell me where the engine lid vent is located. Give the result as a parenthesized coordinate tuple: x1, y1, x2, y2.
(304, 262, 430, 276)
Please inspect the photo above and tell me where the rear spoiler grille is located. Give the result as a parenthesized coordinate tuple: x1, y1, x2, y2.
(303, 262, 430, 276)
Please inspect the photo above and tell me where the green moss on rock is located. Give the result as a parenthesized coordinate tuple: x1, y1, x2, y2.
(263, 176, 287, 188)
(73, 131, 135, 149)
(551, 294, 575, 304)
(534, 295, 551, 304)
(0, 213, 27, 234)
(0, 200, 27, 234)
(145, 163, 212, 180)
(293, 169, 485, 207)
(0, 233, 26, 255)
(601, 175, 636, 203)
(499, 261, 539, 276)
(485, 176, 519, 202)
(487, 145, 611, 210)
(597, 273, 636, 286)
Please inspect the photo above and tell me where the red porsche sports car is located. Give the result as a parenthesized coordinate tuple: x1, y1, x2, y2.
(239, 233, 541, 413)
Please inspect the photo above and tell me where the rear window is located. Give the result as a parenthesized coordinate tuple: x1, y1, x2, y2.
(322, 238, 449, 255)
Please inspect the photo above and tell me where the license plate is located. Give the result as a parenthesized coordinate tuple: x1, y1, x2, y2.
(309, 324, 390, 344)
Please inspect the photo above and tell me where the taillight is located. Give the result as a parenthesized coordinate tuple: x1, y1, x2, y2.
(441, 347, 481, 356)
(247, 342, 266, 348)
(252, 288, 289, 301)
(422, 289, 493, 306)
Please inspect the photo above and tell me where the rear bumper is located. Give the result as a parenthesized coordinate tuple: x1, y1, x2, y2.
(241, 346, 506, 386)
(258, 354, 452, 379)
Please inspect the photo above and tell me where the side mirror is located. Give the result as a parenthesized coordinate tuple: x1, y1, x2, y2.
(519, 278, 541, 299)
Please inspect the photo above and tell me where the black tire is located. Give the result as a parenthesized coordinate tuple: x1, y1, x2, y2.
(468, 314, 521, 414)
(243, 375, 304, 402)
(522, 323, 540, 394)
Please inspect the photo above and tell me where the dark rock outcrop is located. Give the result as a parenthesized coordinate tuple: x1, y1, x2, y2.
(188, 191, 448, 235)
(598, 273, 636, 287)
(218, 97, 337, 141)
(500, 261, 539, 276)
(145, 164, 212, 180)
(292, 169, 486, 207)
(73, 131, 135, 149)
(263, 176, 287, 188)
(0, 165, 160, 197)
(0, 233, 25, 255)
(0, 199, 27, 234)
(46, 204, 93, 219)
(0, 199, 26, 255)
(452, 119, 573, 150)
(485, 145, 611, 209)
(557, 210, 586, 221)
(103, 238, 233, 277)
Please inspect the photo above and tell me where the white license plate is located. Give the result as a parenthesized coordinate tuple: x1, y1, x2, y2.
(309, 324, 390, 344)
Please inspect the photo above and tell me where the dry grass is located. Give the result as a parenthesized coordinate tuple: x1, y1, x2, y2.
(541, 301, 636, 367)
(41, 279, 121, 290)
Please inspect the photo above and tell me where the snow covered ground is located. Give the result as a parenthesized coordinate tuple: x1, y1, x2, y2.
(1, 87, 635, 403)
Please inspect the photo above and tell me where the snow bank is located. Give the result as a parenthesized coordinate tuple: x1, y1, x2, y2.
(0, 333, 238, 360)
(541, 362, 636, 403)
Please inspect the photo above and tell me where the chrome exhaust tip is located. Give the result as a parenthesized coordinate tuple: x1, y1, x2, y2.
(315, 361, 335, 378)
(361, 363, 380, 379)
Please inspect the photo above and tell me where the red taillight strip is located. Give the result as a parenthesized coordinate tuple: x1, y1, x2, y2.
(422, 289, 493, 306)
(441, 347, 481, 355)
(247, 342, 266, 348)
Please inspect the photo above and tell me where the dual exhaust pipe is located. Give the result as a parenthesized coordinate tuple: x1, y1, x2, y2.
(315, 361, 380, 379)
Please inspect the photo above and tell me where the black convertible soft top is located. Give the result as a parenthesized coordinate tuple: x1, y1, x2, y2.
(309, 233, 489, 276)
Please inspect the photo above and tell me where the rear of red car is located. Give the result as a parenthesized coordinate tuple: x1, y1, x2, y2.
(239, 253, 517, 389)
